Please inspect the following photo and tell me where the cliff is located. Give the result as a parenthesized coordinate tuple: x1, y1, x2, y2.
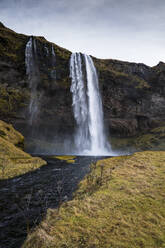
(93, 58, 165, 136)
(0, 22, 73, 141)
(0, 22, 165, 145)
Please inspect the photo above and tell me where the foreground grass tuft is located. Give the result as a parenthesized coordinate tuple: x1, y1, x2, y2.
(23, 151, 165, 248)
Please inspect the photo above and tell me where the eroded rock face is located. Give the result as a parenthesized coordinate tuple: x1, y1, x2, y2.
(93, 58, 165, 136)
(0, 22, 165, 139)
(0, 23, 73, 141)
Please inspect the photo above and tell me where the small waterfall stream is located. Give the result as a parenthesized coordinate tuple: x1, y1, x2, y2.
(51, 44, 56, 79)
(70, 52, 112, 155)
(25, 37, 40, 125)
(25, 39, 56, 126)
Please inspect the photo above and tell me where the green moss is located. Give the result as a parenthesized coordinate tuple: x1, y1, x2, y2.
(151, 126, 165, 134)
(111, 125, 165, 151)
(0, 25, 27, 65)
(134, 126, 165, 150)
(110, 136, 136, 152)
(135, 78, 150, 89)
(23, 151, 165, 248)
(0, 84, 29, 117)
(93, 57, 150, 90)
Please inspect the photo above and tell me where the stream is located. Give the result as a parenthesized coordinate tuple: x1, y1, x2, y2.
(0, 155, 106, 248)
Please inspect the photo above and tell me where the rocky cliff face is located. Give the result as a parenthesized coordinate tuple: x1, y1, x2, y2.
(0, 22, 73, 142)
(0, 22, 165, 144)
(93, 58, 165, 136)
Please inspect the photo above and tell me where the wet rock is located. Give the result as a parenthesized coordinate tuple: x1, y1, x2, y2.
(0, 22, 164, 139)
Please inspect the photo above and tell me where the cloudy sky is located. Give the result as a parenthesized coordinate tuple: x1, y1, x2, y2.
(0, 0, 165, 66)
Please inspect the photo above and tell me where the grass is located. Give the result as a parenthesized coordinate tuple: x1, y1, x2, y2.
(0, 84, 30, 118)
(23, 151, 165, 248)
(0, 120, 46, 179)
(93, 57, 150, 89)
(134, 125, 165, 151)
(0, 137, 46, 179)
(53, 156, 76, 163)
(111, 125, 165, 152)
(0, 119, 24, 146)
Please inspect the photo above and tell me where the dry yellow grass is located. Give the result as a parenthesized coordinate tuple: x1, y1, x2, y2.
(53, 156, 76, 163)
(111, 125, 165, 151)
(0, 121, 46, 179)
(0, 120, 24, 146)
(23, 151, 165, 248)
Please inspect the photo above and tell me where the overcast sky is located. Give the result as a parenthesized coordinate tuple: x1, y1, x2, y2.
(0, 0, 165, 66)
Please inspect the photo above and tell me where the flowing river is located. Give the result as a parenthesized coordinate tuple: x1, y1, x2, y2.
(0, 155, 109, 248)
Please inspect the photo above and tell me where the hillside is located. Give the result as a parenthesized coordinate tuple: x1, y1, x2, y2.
(0, 22, 165, 150)
(0, 22, 165, 248)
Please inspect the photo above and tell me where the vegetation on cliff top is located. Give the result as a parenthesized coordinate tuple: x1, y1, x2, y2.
(0, 22, 26, 65)
(0, 22, 71, 65)
(23, 151, 165, 248)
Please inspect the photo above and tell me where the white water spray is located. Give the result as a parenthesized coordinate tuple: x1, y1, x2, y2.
(25, 37, 34, 83)
(51, 44, 56, 79)
(25, 37, 39, 125)
(70, 53, 112, 155)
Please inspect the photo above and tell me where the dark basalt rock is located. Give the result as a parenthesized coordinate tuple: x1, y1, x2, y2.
(0, 22, 165, 140)
(93, 57, 165, 136)
(0, 22, 5, 28)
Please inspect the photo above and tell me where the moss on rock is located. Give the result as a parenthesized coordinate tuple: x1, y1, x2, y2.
(134, 125, 165, 150)
(111, 124, 165, 152)
(0, 84, 30, 118)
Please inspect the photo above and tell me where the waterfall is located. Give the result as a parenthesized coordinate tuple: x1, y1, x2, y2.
(25, 37, 34, 83)
(25, 37, 40, 125)
(44, 45, 49, 56)
(70, 52, 111, 155)
(52, 44, 56, 62)
(51, 44, 56, 79)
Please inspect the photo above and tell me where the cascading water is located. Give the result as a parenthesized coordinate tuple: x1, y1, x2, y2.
(51, 44, 56, 79)
(70, 53, 89, 151)
(52, 44, 56, 63)
(25, 39, 56, 128)
(25, 37, 40, 125)
(25, 37, 33, 82)
(70, 52, 112, 155)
